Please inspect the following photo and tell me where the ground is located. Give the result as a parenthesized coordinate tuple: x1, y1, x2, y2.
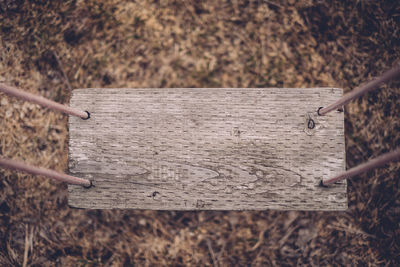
(0, 0, 399, 266)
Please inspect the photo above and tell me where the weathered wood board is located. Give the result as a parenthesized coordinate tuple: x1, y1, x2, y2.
(68, 88, 347, 210)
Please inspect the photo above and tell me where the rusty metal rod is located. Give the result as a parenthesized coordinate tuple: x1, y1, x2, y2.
(318, 64, 400, 115)
(322, 148, 400, 186)
(0, 156, 91, 186)
(0, 83, 89, 119)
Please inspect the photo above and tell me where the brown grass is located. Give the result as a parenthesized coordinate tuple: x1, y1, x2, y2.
(0, 0, 399, 266)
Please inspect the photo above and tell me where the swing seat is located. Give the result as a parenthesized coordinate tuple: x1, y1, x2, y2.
(68, 88, 347, 210)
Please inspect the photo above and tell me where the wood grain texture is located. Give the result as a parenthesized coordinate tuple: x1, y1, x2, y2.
(68, 88, 347, 210)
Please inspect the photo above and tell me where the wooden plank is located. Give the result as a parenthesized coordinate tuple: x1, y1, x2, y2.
(68, 88, 347, 210)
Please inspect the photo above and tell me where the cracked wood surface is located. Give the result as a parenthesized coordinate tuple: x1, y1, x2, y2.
(68, 88, 347, 210)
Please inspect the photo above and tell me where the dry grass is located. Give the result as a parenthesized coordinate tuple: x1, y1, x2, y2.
(0, 0, 399, 266)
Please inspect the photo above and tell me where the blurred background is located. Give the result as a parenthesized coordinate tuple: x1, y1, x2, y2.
(0, 0, 399, 265)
